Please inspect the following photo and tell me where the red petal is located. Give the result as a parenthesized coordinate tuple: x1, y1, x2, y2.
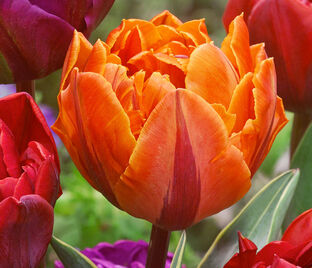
(0, 195, 53, 268)
(282, 208, 312, 246)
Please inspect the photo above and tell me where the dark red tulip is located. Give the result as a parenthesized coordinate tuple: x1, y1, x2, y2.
(224, 209, 312, 267)
(0, 0, 115, 83)
(223, 0, 312, 114)
(0, 92, 60, 268)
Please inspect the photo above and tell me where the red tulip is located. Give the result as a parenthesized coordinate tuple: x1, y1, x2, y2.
(224, 208, 312, 267)
(0, 0, 115, 83)
(0, 92, 60, 268)
(223, 0, 312, 114)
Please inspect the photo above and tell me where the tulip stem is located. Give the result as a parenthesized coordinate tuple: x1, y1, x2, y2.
(290, 112, 312, 158)
(16, 80, 35, 99)
(146, 225, 171, 268)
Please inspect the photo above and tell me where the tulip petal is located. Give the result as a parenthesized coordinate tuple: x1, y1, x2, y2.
(0, 0, 74, 81)
(186, 43, 239, 108)
(61, 30, 93, 89)
(0, 177, 17, 201)
(230, 58, 287, 174)
(295, 241, 312, 267)
(53, 69, 136, 206)
(224, 233, 257, 268)
(128, 51, 186, 88)
(0, 93, 59, 172)
(211, 103, 236, 135)
(270, 255, 297, 268)
(155, 25, 185, 48)
(228, 72, 255, 133)
(142, 72, 176, 117)
(255, 241, 294, 264)
(221, 14, 253, 78)
(250, 43, 267, 73)
(83, 39, 107, 75)
(222, 0, 256, 30)
(0, 195, 53, 268)
(0, 120, 21, 178)
(177, 19, 211, 45)
(103, 63, 135, 112)
(282, 208, 312, 246)
(34, 158, 60, 206)
(248, 0, 312, 113)
(107, 19, 162, 53)
(84, 0, 116, 36)
(150, 10, 183, 27)
(115, 89, 250, 230)
(13, 173, 34, 200)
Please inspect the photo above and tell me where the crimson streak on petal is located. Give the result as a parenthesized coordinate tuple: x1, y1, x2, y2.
(158, 90, 201, 230)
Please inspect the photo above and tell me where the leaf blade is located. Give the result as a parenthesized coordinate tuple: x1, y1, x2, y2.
(170, 231, 186, 268)
(50, 235, 97, 268)
(197, 169, 299, 268)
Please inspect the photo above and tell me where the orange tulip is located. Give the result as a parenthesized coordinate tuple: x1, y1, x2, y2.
(52, 11, 287, 231)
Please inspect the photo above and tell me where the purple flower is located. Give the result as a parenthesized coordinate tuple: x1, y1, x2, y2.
(0, 0, 115, 83)
(54, 240, 185, 268)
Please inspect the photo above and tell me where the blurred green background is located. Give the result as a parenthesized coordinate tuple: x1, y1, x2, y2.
(40, 0, 292, 267)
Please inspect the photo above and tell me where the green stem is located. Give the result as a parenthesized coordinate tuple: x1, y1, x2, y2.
(290, 112, 312, 158)
(16, 80, 35, 99)
(146, 225, 171, 268)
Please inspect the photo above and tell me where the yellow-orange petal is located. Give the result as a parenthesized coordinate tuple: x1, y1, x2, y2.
(186, 43, 239, 108)
(228, 72, 255, 133)
(83, 39, 107, 75)
(52, 69, 136, 206)
(61, 31, 93, 90)
(221, 14, 253, 78)
(150, 10, 183, 28)
(177, 19, 211, 45)
(142, 72, 176, 117)
(114, 89, 250, 230)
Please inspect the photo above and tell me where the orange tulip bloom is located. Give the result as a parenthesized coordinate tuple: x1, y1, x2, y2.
(52, 11, 287, 230)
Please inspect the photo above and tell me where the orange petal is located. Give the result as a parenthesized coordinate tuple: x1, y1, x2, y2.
(259, 96, 288, 165)
(228, 72, 255, 133)
(83, 39, 107, 75)
(150, 10, 183, 28)
(177, 19, 211, 45)
(186, 43, 239, 108)
(61, 30, 93, 90)
(155, 25, 185, 48)
(52, 69, 136, 206)
(117, 26, 143, 64)
(114, 89, 250, 230)
(221, 14, 253, 78)
(250, 43, 267, 73)
(211, 103, 236, 135)
(103, 63, 135, 112)
(142, 72, 176, 117)
(107, 19, 162, 52)
(128, 51, 186, 88)
(230, 58, 282, 174)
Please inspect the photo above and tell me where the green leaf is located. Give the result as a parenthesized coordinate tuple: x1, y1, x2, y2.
(284, 124, 312, 227)
(197, 169, 299, 268)
(50, 236, 97, 268)
(170, 231, 186, 268)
